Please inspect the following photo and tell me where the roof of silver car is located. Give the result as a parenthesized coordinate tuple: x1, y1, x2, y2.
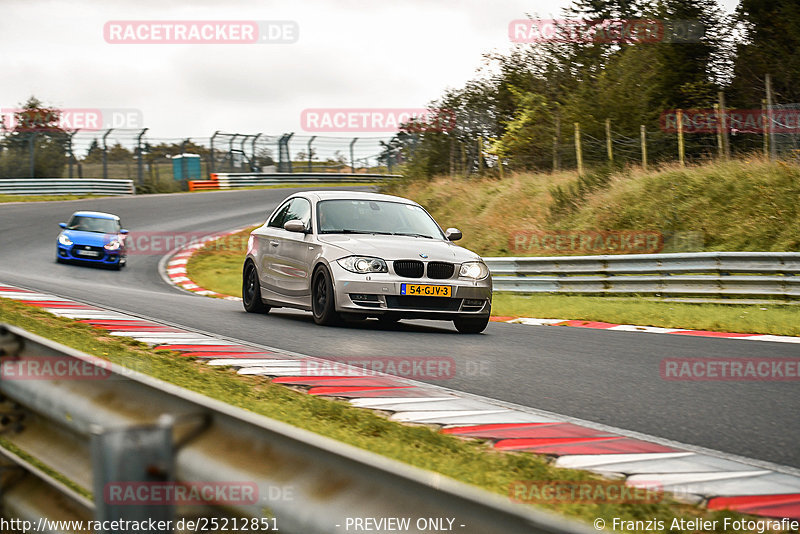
(302, 190, 418, 204)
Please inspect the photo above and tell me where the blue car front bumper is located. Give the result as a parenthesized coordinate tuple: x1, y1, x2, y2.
(57, 244, 123, 265)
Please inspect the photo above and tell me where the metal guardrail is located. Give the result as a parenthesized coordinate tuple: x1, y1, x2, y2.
(485, 252, 800, 297)
(189, 172, 398, 191)
(0, 178, 135, 196)
(0, 324, 593, 534)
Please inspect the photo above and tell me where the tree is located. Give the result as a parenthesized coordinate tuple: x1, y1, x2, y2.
(729, 0, 800, 105)
(0, 96, 69, 178)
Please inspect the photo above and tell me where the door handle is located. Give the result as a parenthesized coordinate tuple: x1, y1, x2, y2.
(270, 240, 279, 247)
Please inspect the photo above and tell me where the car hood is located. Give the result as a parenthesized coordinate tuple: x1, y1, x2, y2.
(61, 230, 117, 247)
(317, 234, 482, 263)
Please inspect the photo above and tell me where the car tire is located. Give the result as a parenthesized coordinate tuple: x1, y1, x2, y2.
(453, 314, 490, 334)
(242, 260, 270, 313)
(311, 265, 340, 326)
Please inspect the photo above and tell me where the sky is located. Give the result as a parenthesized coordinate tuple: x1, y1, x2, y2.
(1, 0, 738, 147)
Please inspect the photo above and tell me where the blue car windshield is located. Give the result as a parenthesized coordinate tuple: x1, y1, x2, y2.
(67, 216, 120, 234)
(317, 200, 444, 239)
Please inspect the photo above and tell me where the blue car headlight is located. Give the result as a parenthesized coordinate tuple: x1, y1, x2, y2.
(58, 233, 72, 246)
(104, 240, 121, 251)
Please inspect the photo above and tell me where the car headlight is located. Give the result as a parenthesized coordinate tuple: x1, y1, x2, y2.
(58, 233, 72, 246)
(459, 261, 489, 279)
(337, 256, 388, 274)
(104, 240, 121, 251)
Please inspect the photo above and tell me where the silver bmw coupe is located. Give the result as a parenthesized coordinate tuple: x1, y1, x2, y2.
(242, 191, 492, 333)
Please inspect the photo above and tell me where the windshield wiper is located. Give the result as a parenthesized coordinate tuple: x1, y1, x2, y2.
(393, 232, 436, 239)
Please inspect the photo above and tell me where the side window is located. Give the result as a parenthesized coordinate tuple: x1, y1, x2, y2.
(285, 198, 311, 229)
(268, 201, 293, 228)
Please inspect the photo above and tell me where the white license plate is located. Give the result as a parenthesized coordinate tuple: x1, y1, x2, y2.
(76, 249, 101, 257)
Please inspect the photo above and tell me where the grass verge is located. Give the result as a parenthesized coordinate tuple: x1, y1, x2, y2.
(492, 294, 800, 336)
(0, 297, 763, 531)
(381, 158, 800, 257)
(185, 229, 799, 337)
(0, 194, 111, 203)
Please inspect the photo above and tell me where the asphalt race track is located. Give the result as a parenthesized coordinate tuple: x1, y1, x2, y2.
(0, 189, 798, 469)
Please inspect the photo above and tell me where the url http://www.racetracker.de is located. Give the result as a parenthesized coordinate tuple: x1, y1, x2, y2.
(1, 517, 280, 533)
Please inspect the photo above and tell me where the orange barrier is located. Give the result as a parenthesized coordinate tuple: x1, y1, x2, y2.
(188, 174, 218, 191)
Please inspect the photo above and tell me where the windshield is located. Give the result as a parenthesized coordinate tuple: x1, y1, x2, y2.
(317, 200, 444, 239)
(67, 215, 120, 234)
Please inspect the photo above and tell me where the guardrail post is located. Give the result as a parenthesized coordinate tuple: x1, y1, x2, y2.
(136, 128, 148, 187)
(91, 418, 175, 531)
(102, 129, 114, 180)
(349, 137, 358, 174)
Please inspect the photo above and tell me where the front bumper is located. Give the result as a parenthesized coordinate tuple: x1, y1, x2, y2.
(57, 244, 123, 265)
(330, 262, 492, 319)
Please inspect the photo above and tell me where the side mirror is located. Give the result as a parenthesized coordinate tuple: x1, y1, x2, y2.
(283, 219, 307, 233)
(59, 223, 67, 229)
(445, 227, 462, 241)
(120, 229, 129, 235)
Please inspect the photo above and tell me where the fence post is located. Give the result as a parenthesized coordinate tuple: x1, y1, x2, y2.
(67, 130, 79, 179)
(478, 137, 484, 172)
(28, 133, 36, 177)
(102, 129, 113, 179)
(714, 103, 723, 158)
(640, 125, 647, 171)
(251, 133, 261, 172)
(349, 137, 358, 174)
(605, 118, 613, 163)
(765, 73, 776, 160)
(718, 91, 730, 160)
(229, 134, 239, 172)
(307, 136, 316, 172)
(677, 110, 685, 168)
(136, 128, 148, 186)
(762, 99, 769, 157)
(574, 122, 583, 175)
(209, 130, 220, 175)
(553, 110, 561, 171)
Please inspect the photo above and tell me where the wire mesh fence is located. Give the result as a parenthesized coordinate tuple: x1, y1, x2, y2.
(0, 100, 798, 191)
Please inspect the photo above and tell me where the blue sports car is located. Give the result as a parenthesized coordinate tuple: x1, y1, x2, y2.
(56, 211, 128, 270)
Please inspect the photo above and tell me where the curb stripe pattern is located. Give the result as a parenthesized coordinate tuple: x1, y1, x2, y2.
(162, 226, 254, 300)
(163, 228, 800, 345)
(2, 282, 799, 520)
(494, 317, 800, 344)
